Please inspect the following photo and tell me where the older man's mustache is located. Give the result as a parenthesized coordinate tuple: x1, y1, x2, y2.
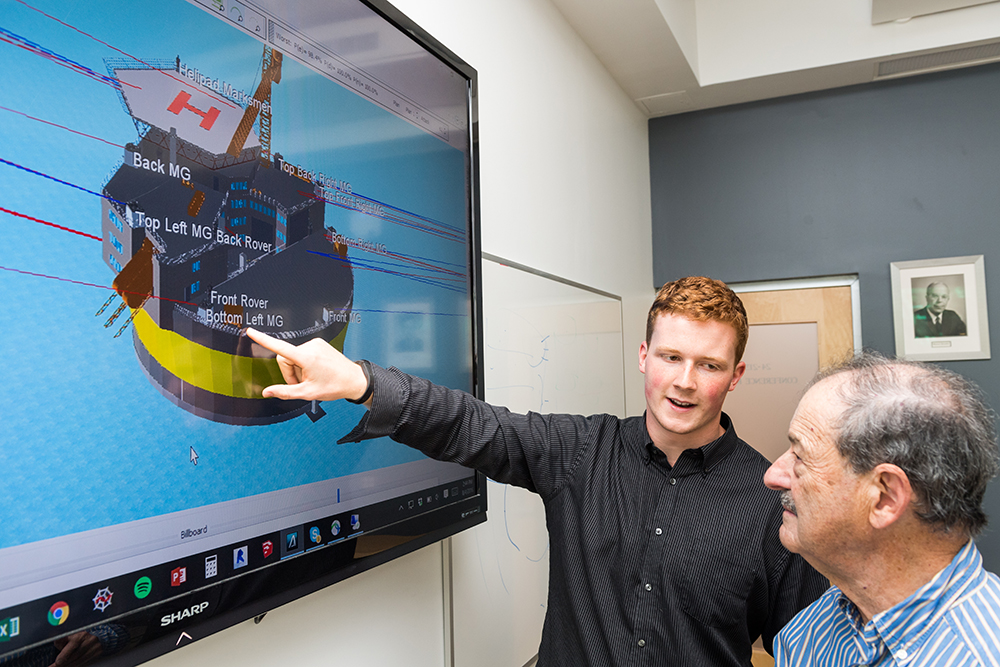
(780, 491, 796, 515)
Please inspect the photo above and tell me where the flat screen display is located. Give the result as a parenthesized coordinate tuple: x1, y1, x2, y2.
(0, 0, 484, 662)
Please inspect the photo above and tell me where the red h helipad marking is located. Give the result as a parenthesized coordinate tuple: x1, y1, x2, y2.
(166, 91, 220, 130)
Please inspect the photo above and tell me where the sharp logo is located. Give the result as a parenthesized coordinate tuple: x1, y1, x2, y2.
(160, 601, 210, 627)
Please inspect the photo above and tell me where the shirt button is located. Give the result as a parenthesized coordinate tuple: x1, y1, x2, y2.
(638, 639, 646, 647)
(645, 583, 652, 591)
(669, 478, 676, 485)
(897, 649, 908, 660)
(655, 528, 662, 535)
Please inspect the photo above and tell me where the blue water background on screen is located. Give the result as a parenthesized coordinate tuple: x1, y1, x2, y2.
(0, 0, 473, 548)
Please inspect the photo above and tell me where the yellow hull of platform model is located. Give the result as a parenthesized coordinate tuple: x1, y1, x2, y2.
(131, 307, 348, 399)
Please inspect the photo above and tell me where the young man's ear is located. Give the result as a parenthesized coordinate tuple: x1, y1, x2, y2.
(728, 361, 746, 392)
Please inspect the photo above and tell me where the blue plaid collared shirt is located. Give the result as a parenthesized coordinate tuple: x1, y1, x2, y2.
(775, 540, 1000, 666)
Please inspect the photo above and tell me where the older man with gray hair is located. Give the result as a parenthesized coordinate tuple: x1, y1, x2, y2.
(764, 352, 1000, 666)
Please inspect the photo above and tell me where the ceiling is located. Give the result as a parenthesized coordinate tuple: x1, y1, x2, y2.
(549, 0, 1000, 117)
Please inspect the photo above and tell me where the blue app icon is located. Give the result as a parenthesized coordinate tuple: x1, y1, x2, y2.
(309, 526, 321, 544)
(233, 546, 248, 569)
(351, 514, 360, 531)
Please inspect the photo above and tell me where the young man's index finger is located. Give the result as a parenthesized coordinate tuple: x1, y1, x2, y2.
(245, 327, 301, 362)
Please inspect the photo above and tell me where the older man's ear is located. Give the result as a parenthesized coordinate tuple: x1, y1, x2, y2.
(868, 463, 914, 531)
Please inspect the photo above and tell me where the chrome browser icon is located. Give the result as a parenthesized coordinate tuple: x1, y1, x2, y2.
(47, 601, 69, 626)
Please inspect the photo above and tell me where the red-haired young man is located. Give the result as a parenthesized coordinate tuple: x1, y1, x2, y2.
(248, 276, 826, 667)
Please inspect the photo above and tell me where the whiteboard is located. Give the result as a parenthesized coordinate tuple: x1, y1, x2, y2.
(450, 257, 625, 667)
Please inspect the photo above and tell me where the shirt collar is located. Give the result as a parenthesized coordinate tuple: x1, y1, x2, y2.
(642, 411, 740, 474)
(834, 539, 982, 663)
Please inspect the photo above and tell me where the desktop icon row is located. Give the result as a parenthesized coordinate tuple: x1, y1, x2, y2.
(13, 514, 365, 647)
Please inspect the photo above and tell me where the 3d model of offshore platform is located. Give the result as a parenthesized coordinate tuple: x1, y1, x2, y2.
(98, 50, 353, 425)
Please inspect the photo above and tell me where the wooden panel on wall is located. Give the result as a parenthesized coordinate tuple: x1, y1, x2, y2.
(740, 285, 854, 370)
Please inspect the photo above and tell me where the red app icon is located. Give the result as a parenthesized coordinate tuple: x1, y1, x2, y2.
(170, 566, 187, 587)
(262, 540, 274, 558)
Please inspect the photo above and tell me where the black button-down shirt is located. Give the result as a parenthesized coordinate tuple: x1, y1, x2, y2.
(341, 365, 827, 667)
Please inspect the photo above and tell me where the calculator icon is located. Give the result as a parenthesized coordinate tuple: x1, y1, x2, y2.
(205, 555, 218, 578)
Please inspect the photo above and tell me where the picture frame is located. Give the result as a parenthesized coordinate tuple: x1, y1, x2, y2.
(890, 255, 990, 361)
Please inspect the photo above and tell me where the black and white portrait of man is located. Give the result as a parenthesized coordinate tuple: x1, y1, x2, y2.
(912, 276, 967, 338)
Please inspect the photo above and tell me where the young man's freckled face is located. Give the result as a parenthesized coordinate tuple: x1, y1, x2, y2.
(638, 313, 746, 452)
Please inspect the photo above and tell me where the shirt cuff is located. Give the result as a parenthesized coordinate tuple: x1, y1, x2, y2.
(337, 363, 408, 443)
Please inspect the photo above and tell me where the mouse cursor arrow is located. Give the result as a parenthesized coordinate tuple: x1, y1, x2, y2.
(190, 447, 199, 466)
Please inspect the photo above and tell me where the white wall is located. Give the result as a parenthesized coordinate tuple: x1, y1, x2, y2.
(395, 0, 652, 300)
(695, 0, 1000, 84)
(155, 0, 653, 664)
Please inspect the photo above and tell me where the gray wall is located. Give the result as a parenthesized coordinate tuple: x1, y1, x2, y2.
(649, 62, 1000, 570)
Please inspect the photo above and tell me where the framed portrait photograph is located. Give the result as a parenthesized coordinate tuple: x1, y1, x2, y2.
(890, 255, 990, 361)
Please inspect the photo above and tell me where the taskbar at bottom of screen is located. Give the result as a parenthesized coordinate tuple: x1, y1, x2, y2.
(0, 476, 478, 658)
